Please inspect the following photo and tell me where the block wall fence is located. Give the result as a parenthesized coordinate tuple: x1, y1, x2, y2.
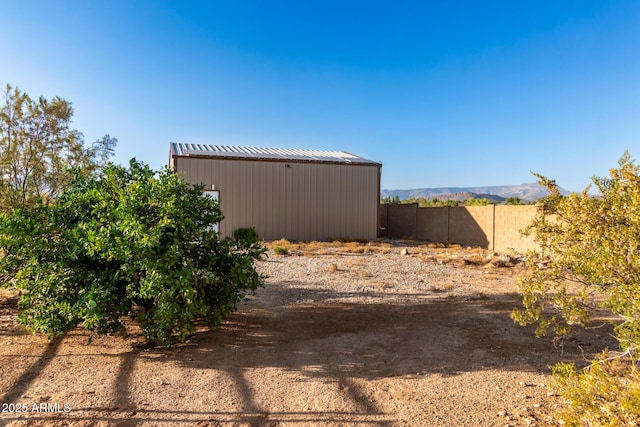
(378, 204, 539, 253)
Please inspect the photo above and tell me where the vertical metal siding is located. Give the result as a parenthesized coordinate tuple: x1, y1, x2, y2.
(176, 158, 379, 241)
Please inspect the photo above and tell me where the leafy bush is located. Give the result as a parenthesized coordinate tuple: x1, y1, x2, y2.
(512, 151, 640, 422)
(0, 159, 266, 347)
(233, 226, 260, 243)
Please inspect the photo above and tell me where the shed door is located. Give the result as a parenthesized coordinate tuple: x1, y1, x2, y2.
(203, 189, 220, 233)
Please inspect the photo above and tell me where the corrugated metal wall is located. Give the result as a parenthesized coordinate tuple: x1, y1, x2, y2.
(174, 157, 380, 241)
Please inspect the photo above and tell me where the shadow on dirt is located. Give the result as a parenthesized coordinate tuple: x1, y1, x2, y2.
(1, 337, 63, 405)
(0, 282, 617, 426)
(173, 285, 609, 380)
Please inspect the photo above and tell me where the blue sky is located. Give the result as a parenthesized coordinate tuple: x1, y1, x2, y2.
(1, 1, 638, 191)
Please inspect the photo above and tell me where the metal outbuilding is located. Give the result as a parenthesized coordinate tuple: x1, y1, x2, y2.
(169, 143, 382, 241)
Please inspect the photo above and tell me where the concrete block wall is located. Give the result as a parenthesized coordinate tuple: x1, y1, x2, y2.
(386, 203, 417, 239)
(381, 204, 540, 253)
(493, 205, 538, 252)
(416, 206, 448, 242)
(447, 206, 493, 248)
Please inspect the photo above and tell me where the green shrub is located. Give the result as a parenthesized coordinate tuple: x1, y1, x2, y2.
(0, 159, 266, 347)
(273, 246, 289, 255)
(233, 226, 260, 243)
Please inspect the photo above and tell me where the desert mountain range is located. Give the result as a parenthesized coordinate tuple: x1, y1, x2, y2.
(381, 183, 572, 203)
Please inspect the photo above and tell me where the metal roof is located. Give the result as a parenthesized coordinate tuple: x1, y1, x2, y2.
(170, 143, 381, 166)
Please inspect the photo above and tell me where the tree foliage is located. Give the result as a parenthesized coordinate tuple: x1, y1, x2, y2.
(0, 84, 116, 213)
(505, 196, 525, 205)
(512, 151, 640, 423)
(380, 195, 402, 204)
(464, 197, 492, 206)
(0, 159, 266, 347)
(381, 196, 499, 207)
(408, 197, 459, 207)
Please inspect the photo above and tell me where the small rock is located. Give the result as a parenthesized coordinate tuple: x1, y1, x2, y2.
(400, 248, 409, 256)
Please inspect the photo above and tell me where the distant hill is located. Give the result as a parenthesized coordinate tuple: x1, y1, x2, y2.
(381, 183, 571, 203)
(426, 192, 506, 203)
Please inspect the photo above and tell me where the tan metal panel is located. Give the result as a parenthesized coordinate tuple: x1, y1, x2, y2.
(173, 157, 380, 241)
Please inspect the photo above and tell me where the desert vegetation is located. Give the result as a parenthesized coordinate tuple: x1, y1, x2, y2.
(2, 239, 583, 425)
(0, 85, 266, 348)
(0, 160, 266, 348)
(2, 84, 639, 425)
(381, 195, 530, 206)
(0, 84, 116, 213)
(513, 151, 640, 424)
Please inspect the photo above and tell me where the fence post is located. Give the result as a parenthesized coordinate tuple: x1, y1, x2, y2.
(491, 204, 496, 251)
(446, 205, 450, 245)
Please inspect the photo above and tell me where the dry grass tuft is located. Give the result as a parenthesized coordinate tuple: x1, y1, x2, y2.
(265, 240, 394, 256)
(263, 240, 525, 272)
(430, 282, 455, 293)
(375, 281, 394, 289)
(462, 254, 490, 266)
(434, 252, 461, 265)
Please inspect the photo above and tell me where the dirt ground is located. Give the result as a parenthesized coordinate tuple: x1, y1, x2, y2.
(0, 241, 616, 426)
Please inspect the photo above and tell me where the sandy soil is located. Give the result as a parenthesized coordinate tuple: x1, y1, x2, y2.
(0, 242, 616, 426)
